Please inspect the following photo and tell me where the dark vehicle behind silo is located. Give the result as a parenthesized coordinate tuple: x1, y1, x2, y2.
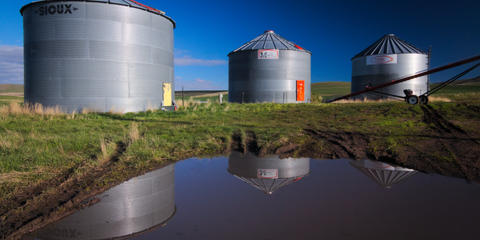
(21, 0, 175, 113)
(228, 30, 311, 103)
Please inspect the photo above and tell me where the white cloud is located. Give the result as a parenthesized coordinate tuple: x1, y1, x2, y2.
(0, 45, 23, 84)
(174, 56, 227, 66)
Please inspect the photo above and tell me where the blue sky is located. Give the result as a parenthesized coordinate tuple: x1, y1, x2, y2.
(1, 0, 479, 89)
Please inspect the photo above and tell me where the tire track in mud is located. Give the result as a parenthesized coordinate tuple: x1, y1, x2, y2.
(1, 141, 128, 240)
(304, 129, 371, 160)
(419, 105, 480, 181)
(421, 105, 469, 135)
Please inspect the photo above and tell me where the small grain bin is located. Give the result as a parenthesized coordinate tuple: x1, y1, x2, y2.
(228, 151, 310, 195)
(349, 160, 417, 189)
(228, 30, 311, 103)
(20, 0, 175, 113)
(351, 34, 429, 100)
(34, 164, 176, 240)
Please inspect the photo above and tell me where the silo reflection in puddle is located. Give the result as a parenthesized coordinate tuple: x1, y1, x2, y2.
(349, 159, 417, 189)
(227, 151, 310, 195)
(31, 164, 176, 240)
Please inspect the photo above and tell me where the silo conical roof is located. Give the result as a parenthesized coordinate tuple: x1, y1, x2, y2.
(20, 0, 175, 26)
(349, 160, 417, 189)
(233, 175, 305, 195)
(229, 30, 311, 56)
(352, 34, 426, 59)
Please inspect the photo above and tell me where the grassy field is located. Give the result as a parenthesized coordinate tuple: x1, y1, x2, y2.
(1, 81, 480, 238)
(311, 81, 350, 101)
(3, 79, 479, 103)
(0, 85, 22, 94)
(0, 96, 23, 106)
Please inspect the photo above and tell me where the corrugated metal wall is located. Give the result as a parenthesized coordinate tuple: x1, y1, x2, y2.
(351, 54, 429, 99)
(351, 34, 429, 100)
(22, 1, 175, 112)
(229, 50, 311, 103)
(228, 31, 312, 104)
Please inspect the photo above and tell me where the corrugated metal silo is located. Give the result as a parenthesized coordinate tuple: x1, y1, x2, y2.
(33, 164, 176, 240)
(351, 34, 429, 100)
(21, 0, 175, 113)
(228, 151, 310, 195)
(228, 30, 311, 103)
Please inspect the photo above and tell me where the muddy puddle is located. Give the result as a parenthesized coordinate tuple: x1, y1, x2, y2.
(27, 152, 480, 240)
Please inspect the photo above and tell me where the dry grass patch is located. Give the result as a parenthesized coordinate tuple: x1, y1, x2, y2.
(333, 98, 399, 104)
(0, 103, 65, 115)
(128, 122, 140, 143)
(429, 96, 452, 102)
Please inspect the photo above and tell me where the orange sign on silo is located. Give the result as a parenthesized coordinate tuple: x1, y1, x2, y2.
(296, 80, 305, 101)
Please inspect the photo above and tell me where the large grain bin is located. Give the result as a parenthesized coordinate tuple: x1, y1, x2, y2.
(228, 151, 310, 195)
(349, 160, 417, 189)
(228, 30, 311, 103)
(20, 0, 175, 113)
(33, 164, 176, 240)
(351, 34, 429, 100)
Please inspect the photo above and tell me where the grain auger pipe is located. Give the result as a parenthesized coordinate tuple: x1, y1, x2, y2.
(327, 55, 480, 104)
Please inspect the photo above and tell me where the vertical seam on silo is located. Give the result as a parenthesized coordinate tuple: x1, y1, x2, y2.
(261, 34, 267, 49)
(370, 38, 383, 56)
(390, 171, 403, 184)
(270, 34, 277, 49)
(392, 38, 403, 54)
(389, 37, 396, 54)
(276, 35, 290, 49)
(252, 36, 264, 49)
(394, 38, 405, 53)
(381, 38, 388, 54)
(128, 64, 131, 98)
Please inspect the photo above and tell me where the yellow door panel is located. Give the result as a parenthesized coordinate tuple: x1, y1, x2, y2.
(163, 83, 172, 107)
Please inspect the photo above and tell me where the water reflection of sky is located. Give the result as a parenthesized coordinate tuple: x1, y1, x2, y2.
(139, 156, 480, 240)
(33, 155, 480, 240)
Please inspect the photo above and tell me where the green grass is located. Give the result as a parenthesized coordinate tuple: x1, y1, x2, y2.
(1, 100, 478, 174)
(311, 82, 350, 101)
(431, 83, 480, 95)
(0, 96, 23, 106)
(309, 79, 480, 102)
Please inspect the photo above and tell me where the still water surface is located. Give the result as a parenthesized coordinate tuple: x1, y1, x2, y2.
(32, 152, 480, 240)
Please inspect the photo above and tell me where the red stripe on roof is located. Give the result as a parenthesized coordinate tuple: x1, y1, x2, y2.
(129, 0, 162, 13)
(294, 44, 304, 50)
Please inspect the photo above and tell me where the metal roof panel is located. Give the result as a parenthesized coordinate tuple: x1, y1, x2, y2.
(353, 34, 426, 59)
(229, 30, 311, 55)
